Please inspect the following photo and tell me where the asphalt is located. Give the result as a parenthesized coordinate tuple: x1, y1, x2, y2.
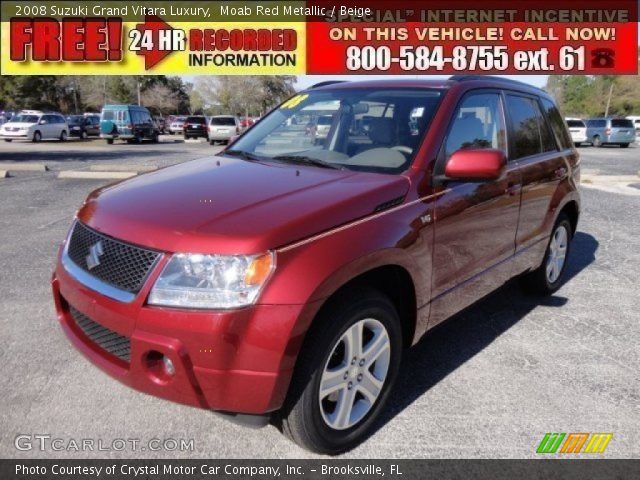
(0, 139, 638, 458)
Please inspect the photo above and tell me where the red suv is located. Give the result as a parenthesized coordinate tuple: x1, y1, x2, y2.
(52, 76, 580, 454)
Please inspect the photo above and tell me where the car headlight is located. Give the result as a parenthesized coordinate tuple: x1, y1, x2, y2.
(72, 126, 81, 130)
(148, 252, 274, 309)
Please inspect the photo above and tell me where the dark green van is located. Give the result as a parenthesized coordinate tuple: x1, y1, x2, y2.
(100, 105, 159, 144)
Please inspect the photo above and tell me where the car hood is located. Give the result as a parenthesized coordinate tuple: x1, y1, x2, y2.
(2, 122, 35, 128)
(77, 156, 411, 254)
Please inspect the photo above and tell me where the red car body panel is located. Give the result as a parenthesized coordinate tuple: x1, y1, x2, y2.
(53, 78, 580, 415)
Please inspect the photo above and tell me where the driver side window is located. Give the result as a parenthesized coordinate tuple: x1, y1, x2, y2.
(445, 93, 506, 159)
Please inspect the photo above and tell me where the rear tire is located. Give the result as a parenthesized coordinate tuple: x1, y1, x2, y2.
(521, 214, 572, 295)
(279, 288, 403, 455)
(106, 139, 114, 145)
(4, 139, 12, 142)
(592, 136, 602, 147)
(620, 143, 630, 148)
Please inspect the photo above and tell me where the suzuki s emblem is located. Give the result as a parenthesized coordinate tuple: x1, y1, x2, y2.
(86, 241, 104, 270)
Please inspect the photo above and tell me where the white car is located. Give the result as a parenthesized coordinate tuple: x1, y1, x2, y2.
(626, 116, 640, 143)
(168, 116, 187, 135)
(1, 110, 68, 142)
(565, 118, 587, 146)
(208, 116, 239, 145)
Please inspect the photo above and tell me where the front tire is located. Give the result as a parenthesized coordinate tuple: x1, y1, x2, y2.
(32, 131, 42, 143)
(59, 130, 67, 142)
(521, 214, 572, 295)
(280, 288, 402, 454)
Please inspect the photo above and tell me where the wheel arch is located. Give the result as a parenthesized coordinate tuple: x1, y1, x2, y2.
(310, 262, 418, 349)
(558, 200, 580, 234)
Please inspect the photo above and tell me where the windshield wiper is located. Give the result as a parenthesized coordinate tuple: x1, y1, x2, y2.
(222, 149, 265, 162)
(271, 155, 345, 170)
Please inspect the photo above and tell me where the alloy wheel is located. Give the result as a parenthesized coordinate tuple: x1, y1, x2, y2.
(546, 225, 568, 284)
(318, 318, 391, 430)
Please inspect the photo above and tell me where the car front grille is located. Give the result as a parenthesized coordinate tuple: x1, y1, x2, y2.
(69, 306, 131, 363)
(66, 221, 161, 293)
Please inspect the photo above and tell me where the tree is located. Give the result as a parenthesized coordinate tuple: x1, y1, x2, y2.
(190, 75, 297, 116)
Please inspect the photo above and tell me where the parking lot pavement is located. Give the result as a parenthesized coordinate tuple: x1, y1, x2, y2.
(577, 142, 640, 176)
(0, 142, 638, 458)
(0, 135, 222, 172)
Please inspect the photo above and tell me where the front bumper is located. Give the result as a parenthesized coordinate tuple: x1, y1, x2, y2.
(1, 132, 29, 138)
(52, 259, 306, 414)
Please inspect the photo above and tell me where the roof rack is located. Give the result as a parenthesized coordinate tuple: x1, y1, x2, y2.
(309, 80, 349, 89)
(449, 75, 541, 90)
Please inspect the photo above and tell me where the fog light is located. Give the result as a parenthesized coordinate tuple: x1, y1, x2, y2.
(163, 356, 176, 376)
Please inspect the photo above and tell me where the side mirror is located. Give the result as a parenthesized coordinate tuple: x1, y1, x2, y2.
(444, 148, 506, 181)
(39, 120, 47, 125)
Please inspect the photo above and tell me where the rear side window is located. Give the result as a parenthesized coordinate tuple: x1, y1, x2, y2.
(506, 95, 542, 159)
(445, 93, 506, 159)
(566, 120, 585, 128)
(210, 117, 236, 126)
(542, 100, 573, 151)
(611, 119, 633, 128)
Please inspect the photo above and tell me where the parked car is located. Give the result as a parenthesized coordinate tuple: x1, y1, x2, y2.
(208, 115, 239, 145)
(100, 105, 159, 144)
(183, 116, 208, 140)
(1, 110, 68, 142)
(626, 115, 640, 142)
(67, 114, 100, 139)
(585, 117, 635, 147)
(52, 76, 580, 455)
(168, 116, 187, 135)
(314, 115, 333, 143)
(154, 117, 166, 134)
(565, 118, 587, 146)
(239, 117, 254, 131)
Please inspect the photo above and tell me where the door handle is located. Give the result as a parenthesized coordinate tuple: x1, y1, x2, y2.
(554, 167, 568, 179)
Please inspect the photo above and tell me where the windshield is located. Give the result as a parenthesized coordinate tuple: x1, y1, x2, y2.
(229, 88, 442, 174)
(566, 120, 585, 127)
(12, 115, 39, 123)
(211, 117, 236, 126)
(174, 117, 187, 123)
(67, 116, 84, 125)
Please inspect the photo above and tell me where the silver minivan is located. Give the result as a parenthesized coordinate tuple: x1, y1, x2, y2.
(585, 118, 635, 148)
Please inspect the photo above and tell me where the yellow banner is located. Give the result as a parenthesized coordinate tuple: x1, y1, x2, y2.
(0, 20, 306, 75)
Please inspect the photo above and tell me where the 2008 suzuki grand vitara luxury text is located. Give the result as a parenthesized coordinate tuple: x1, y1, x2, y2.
(53, 76, 580, 454)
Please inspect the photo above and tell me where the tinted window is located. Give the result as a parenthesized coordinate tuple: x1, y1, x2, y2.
(535, 102, 557, 152)
(541, 99, 573, 150)
(445, 93, 506, 159)
(210, 117, 236, 126)
(566, 120, 585, 128)
(589, 119, 606, 128)
(67, 116, 83, 125)
(56, 115, 65, 124)
(186, 116, 206, 124)
(611, 119, 633, 128)
(13, 115, 39, 123)
(317, 116, 333, 125)
(506, 96, 542, 159)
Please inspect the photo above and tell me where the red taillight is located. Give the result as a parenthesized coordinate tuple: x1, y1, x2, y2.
(605, 128, 611, 135)
(183, 123, 188, 128)
(236, 126, 240, 134)
(127, 124, 132, 129)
